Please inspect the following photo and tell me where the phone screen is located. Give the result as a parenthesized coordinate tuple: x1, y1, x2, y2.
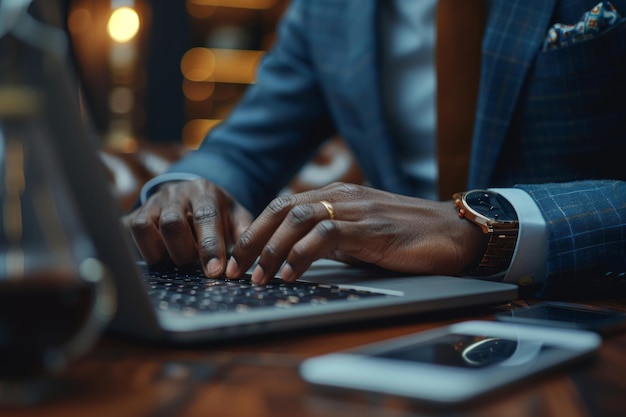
(512, 305, 617, 324)
(374, 333, 561, 369)
(496, 302, 626, 333)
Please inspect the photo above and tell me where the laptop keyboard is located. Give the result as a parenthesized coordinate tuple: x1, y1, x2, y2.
(142, 266, 388, 316)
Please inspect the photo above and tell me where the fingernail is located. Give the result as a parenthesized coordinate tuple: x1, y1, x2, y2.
(206, 258, 222, 277)
(281, 263, 295, 282)
(251, 264, 264, 284)
(225, 256, 238, 278)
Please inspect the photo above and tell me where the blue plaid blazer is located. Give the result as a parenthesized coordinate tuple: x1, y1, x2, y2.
(169, 0, 626, 296)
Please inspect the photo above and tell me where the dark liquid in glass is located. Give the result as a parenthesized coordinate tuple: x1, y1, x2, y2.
(0, 271, 94, 381)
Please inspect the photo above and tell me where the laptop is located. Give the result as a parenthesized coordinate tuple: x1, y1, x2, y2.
(22, 8, 518, 345)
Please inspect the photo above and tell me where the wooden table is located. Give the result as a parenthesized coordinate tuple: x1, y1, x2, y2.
(3, 299, 626, 417)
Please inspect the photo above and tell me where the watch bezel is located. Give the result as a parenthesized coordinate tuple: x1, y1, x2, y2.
(453, 190, 519, 234)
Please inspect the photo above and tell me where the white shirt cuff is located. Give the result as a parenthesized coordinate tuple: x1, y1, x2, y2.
(490, 187, 547, 287)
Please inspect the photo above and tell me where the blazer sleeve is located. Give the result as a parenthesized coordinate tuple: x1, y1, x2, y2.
(166, 0, 336, 215)
(516, 180, 626, 297)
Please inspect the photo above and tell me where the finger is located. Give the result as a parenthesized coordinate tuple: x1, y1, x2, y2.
(159, 201, 199, 267)
(228, 194, 298, 277)
(190, 195, 232, 278)
(251, 202, 333, 284)
(125, 206, 169, 265)
(281, 220, 368, 282)
(223, 203, 254, 278)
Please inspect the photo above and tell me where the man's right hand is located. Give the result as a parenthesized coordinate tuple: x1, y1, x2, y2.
(122, 178, 253, 278)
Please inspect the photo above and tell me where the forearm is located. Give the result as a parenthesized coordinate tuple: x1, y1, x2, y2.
(155, 0, 336, 215)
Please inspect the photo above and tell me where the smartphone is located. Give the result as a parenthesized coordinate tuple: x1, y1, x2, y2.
(299, 321, 601, 406)
(495, 302, 626, 335)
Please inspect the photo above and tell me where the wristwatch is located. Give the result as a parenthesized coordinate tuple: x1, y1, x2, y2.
(453, 190, 519, 277)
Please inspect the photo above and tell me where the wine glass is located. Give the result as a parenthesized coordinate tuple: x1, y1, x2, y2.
(0, 0, 116, 404)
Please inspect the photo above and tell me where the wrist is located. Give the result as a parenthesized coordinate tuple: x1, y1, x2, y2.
(463, 222, 490, 269)
(453, 190, 520, 277)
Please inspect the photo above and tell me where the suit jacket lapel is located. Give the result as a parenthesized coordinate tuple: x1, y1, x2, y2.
(468, 0, 557, 188)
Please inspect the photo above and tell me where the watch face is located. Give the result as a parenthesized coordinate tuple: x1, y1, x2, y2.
(464, 191, 518, 222)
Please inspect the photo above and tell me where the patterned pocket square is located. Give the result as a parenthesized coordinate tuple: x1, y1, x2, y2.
(543, 1, 623, 51)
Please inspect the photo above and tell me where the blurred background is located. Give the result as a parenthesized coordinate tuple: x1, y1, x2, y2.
(67, 0, 288, 150)
(62, 0, 362, 210)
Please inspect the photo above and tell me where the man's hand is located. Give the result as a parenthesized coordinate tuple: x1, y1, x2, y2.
(225, 182, 487, 284)
(123, 178, 253, 278)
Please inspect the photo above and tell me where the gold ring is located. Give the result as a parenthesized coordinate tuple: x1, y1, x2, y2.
(319, 200, 335, 220)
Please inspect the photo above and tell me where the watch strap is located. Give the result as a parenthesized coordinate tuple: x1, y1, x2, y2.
(465, 229, 518, 276)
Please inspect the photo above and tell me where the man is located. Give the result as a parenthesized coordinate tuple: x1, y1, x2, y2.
(125, 0, 626, 298)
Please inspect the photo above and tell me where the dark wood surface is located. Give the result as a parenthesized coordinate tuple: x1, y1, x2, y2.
(3, 299, 626, 417)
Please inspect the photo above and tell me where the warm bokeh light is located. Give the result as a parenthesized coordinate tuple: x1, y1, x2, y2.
(108, 87, 134, 114)
(182, 79, 216, 102)
(210, 49, 263, 83)
(181, 48, 216, 82)
(181, 47, 263, 84)
(107, 119, 139, 152)
(107, 7, 140, 43)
